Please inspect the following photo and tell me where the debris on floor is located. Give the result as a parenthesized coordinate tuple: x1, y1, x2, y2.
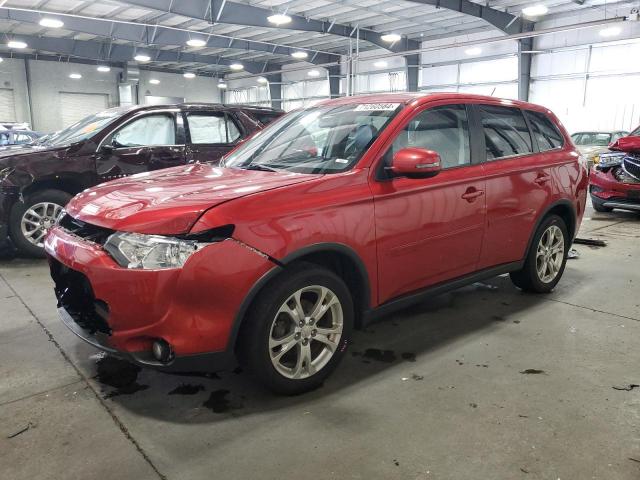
(568, 248, 580, 259)
(612, 384, 639, 391)
(352, 348, 397, 363)
(401, 374, 424, 381)
(573, 238, 607, 247)
(168, 384, 205, 395)
(520, 369, 546, 375)
(6, 422, 34, 439)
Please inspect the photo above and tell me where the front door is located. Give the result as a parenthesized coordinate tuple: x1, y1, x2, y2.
(184, 112, 243, 164)
(96, 111, 186, 182)
(370, 104, 487, 304)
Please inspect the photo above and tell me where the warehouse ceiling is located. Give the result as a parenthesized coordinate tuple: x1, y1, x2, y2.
(0, 0, 635, 76)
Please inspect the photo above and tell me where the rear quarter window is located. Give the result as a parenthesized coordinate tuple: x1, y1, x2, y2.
(478, 105, 533, 160)
(249, 111, 283, 126)
(525, 110, 564, 151)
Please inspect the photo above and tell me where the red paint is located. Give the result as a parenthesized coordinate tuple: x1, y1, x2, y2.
(46, 93, 587, 365)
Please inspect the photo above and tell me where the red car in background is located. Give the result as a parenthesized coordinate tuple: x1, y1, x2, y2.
(589, 127, 640, 213)
(45, 93, 588, 394)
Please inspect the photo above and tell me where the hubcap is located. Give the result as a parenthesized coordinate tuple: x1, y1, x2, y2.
(269, 285, 343, 380)
(536, 225, 565, 283)
(20, 202, 64, 248)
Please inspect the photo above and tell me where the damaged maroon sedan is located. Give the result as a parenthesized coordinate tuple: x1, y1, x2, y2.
(589, 132, 640, 213)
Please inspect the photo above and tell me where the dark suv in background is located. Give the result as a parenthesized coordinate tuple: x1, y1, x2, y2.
(0, 103, 283, 256)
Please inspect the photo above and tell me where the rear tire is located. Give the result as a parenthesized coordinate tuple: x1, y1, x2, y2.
(238, 262, 354, 395)
(9, 189, 71, 258)
(510, 214, 569, 293)
(591, 195, 613, 213)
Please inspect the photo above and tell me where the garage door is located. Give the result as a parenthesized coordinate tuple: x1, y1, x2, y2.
(59, 92, 109, 128)
(0, 88, 17, 123)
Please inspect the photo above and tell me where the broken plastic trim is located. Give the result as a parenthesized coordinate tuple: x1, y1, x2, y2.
(178, 224, 235, 242)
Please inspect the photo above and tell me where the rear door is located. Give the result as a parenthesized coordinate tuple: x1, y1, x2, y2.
(476, 104, 554, 269)
(370, 103, 487, 304)
(184, 111, 243, 164)
(96, 110, 186, 182)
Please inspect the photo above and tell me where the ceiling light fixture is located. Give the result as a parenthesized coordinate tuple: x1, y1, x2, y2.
(217, 82, 228, 89)
(7, 40, 27, 49)
(149, 78, 160, 85)
(465, 47, 482, 56)
(599, 26, 621, 37)
(134, 54, 151, 62)
(97, 66, 111, 72)
(267, 13, 292, 25)
(307, 69, 320, 77)
(186, 38, 207, 47)
(522, 4, 548, 17)
(291, 51, 308, 59)
(381, 33, 401, 43)
(257, 77, 268, 84)
(0, 58, 3, 63)
(69, 73, 82, 79)
(183, 72, 196, 79)
(374, 60, 388, 68)
(229, 63, 244, 71)
(39, 18, 64, 28)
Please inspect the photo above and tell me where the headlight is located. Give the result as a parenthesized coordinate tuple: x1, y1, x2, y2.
(598, 152, 625, 168)
(104, 232, 204, 270)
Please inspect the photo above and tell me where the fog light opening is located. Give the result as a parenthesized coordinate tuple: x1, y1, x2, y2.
(152, 339, 174, 364)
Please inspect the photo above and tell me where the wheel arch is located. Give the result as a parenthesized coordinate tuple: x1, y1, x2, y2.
(21, 175, 88, 199)
(525, 199, 577, 257)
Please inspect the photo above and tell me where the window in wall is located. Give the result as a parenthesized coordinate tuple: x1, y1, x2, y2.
(112, 114, 176, 147)
(186, 113, 241, 144)
(525, 110, 564, 151)
(479, 105, 533, 160)
(389, 105, 471, 169)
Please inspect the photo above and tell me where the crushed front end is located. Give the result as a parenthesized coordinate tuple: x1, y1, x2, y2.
(590, 139, 640, 212)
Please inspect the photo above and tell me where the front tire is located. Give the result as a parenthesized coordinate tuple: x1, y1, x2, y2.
(238, 263, 354, 395)
(510, 214, 569, 293)
(9, 189, 71, 258)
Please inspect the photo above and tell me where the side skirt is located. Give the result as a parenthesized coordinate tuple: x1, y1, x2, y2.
(362, 261, 524, 325)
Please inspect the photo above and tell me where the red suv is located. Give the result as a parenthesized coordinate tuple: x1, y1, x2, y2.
(45, 94, 588, 394)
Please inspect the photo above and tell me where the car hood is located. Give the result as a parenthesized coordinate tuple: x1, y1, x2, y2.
(0, 144, 67, 164)
(65, 163, 317, 234)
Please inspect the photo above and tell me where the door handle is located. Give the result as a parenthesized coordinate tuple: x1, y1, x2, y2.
(461, 188, 485, 202)
(534, 174, 551, 185)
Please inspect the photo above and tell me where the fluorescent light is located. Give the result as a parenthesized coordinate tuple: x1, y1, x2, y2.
(7, 40, 27, 49)
(291, 51, 308, 59)
(229, 63, 244, 71)
(183, 72, 196, 79)
(522, 4, 548, 16)
(97, 66, 111, 72)
(267, 13, 292, 25)
(39, 18, 64, 28)
(257, 77, 268, 84)
(307, 69, 320, 77)
(186, 38, 207, 47)
(381, 33, 401, 43)
(134, 54, 151, 62)
(374, 60, 388, 68)
(217, 82, 228, 89)
(599, 26, 621, 37)
(0, 58, 3, 63)
(69, 73, 82, 79)
(149, 78, 160, 85)
(465, 47, 482, 56)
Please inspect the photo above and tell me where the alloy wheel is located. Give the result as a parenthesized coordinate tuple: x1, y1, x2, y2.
(535, 225, 565, 283)
(20, 202, 64, 247)
(269, 285, 343, 380)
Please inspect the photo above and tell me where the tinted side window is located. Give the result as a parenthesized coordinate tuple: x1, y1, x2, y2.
(113, 114, 176, 147)
(391, 105, 471, 169)
(186, 113, 241, 144)
(251, 111, 282, 126)
(479, 105, 533, 160)
(525, 110, 564, 151)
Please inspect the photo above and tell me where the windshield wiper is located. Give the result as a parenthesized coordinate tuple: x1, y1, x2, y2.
(242, 164, 280, 172)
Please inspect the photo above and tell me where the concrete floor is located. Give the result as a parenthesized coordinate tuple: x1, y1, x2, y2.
(1, 204, 639, 480)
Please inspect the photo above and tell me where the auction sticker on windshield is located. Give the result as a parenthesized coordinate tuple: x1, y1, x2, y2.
(354, 103, 400, 111)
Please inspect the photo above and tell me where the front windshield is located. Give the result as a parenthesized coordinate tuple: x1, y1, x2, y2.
(223, 103, 402, 174)
(41, 107, 135, 147)
(572, 132, 612, 146)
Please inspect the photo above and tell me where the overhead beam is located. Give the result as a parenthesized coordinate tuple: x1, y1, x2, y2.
(403, 0, 534, 35)
(0, 8, 340, 67)
(0, 34, 267, 74)
(119, 0, 420, 53)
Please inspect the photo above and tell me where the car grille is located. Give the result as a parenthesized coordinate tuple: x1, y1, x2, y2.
(623, 155, 640, 182)
(58, 214, 113, 245)
(49, 258, 111, 335)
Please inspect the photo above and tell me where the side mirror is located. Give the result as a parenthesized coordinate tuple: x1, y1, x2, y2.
(390, 147, 442, 178)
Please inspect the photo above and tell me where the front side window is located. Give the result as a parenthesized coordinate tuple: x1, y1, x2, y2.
(112, 114, 176, 148)
(526, 110, 564, 151)
(186, 113, 241, 144)
(480, 105, 533, 160)
(223, 103, 401, 174)
(389, 105, 471, 169)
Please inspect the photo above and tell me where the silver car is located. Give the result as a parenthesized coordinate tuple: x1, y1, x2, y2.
(571, 131, 629, 167)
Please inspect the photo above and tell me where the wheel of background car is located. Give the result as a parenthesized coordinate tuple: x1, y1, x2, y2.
(510, 214, 569, 293)
(8, 189, 72, 258)
(238, 262, 353, 395)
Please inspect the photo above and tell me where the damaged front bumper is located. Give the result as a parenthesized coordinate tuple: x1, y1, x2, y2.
(590, 152, 640, 211)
